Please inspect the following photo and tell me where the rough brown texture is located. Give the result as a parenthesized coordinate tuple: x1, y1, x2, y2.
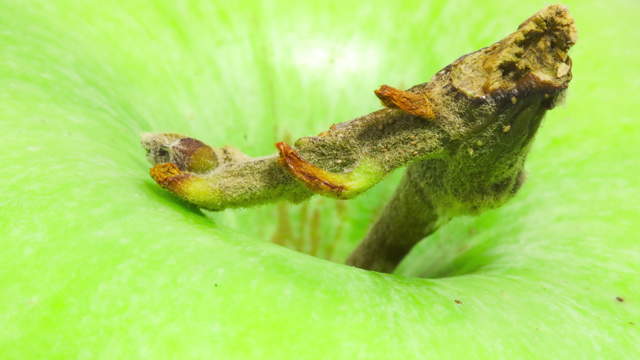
(150, 163, 183, 187)
(375, 85, 436, 120)
(276, 142, 347, 196)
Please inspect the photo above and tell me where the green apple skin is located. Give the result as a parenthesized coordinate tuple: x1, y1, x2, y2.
(1, 0, 639, 358)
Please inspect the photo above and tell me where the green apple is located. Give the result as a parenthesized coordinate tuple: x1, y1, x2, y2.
(1, 0, 638, 358)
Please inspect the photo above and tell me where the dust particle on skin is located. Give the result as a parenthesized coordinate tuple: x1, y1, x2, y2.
(454, 299, 463, 304)
(616, 296, 624, 302)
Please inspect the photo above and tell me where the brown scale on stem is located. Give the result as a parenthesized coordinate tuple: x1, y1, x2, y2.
(374, 85, 436, 120)
(142, 5, 576, 273)
(150, 163, 185, 187)
(276, 141, 347, 197)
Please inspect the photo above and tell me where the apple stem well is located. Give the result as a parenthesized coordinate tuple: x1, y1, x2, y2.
(141, 4, 576, 273)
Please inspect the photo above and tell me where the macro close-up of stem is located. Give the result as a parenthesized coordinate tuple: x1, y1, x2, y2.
(142, 5, 576, 273)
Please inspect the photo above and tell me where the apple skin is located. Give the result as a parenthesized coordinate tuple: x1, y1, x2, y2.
(1, 0, 639, 358)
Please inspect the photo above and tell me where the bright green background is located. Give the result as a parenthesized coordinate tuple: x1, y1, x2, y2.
(1, 0, 639, 358)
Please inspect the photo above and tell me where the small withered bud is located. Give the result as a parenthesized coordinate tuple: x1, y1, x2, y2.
(142, 5, 576, 273)
(142, 133, 217, 173)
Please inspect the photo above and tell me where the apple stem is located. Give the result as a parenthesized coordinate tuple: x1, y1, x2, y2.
(142, 5, 576, 273)
(346, 169, 440, 272)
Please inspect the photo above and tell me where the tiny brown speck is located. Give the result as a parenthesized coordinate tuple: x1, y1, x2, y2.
(616, 296, 624, 302)
(454, 299, 462, 304)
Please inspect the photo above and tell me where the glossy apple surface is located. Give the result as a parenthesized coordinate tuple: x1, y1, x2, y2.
(2, 0, 639, 358)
